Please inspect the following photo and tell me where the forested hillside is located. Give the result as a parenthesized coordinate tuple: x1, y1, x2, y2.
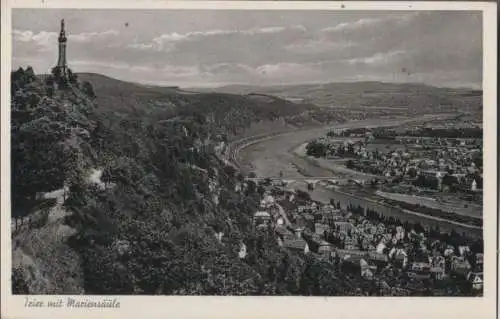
(78, 73, 346, 139)
(11, 68, 369, 295)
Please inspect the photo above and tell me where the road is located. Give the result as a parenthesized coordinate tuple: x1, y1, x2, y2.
(232, 114, 483, 237)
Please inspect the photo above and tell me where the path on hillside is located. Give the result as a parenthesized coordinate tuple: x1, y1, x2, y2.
(275, 203, 293, 228)
(11, 168, 106, 234)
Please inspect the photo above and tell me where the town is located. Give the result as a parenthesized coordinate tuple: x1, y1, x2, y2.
(306, 116, 482, 196)
(248, 177, 483, 296)
(301, 116, 483, 226)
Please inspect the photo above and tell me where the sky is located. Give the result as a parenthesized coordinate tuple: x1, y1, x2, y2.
(12, 9, 482, 89)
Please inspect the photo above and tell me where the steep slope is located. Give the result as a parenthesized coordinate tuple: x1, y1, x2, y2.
(11, 69, 356, 295)
(11, 68, 98, 294)
(76, 73, 344, 139)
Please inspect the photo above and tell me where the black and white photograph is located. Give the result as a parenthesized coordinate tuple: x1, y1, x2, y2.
(1, 1, 498, 318)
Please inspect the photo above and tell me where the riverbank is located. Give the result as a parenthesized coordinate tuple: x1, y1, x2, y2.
(291, 142, 382, 180)
(295, 183, 482, 239)
(233, 114, 483, 238)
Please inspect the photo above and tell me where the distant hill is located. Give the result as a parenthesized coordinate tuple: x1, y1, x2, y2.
(189, 81, 482, 115)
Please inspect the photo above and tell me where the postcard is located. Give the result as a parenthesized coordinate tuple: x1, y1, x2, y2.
(1, 1, 497, 319)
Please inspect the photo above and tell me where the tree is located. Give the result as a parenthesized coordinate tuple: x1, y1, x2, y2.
(12, 115, 68, 200)
(306, 141, 327, 158)
(82, 81, 96, 99)
(81, 246, 135, 294)
(12, 268, 30, 294)
(68, 68, 79, 86)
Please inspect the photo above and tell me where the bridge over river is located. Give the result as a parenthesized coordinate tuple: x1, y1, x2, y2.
(232, 116, 482, 239)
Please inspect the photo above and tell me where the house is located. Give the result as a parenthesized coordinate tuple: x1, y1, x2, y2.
(271, 179, 284, 187)
(421, 170, 438, 178)
(343, 237, 358, 250)
(471, 179, 477, 191)
(458, 245, 471, 257)
(313, 210, 326, 222)
(338, 253, 367, 275)
(430, 256, 446, 269)
(317, 241, 334, 255)
(443, 246, 455, 257)
(334, 249, 366, 259)
(390, 248, 408, 269)
(263, 195, 275, 206)
(375, 241, 386, 254)
(234, 183, 242, 192)
(238, 243, 247, 259)
(297, 205, 309, 213)
(368, 252, 389, 263)
(294, 227, 305, 239)
(395, 226, 405, 241)
(451, 256, 472, 278)
(253, 211, 271, 227)
(334, 221, 354, 234)
(303, 213, 315, 229)
(283, 237, 309, 254)
(430, 266, 446, 280)
(276, 217, 285, 226)
(360, 259, 377, 280)
(468, 272, 484, 290)
(475, 253, 484, 267)
(275, 226, 295, 240)
(321, 204, 336, 213)
(408, 262, 431, 280)
(390, 287, 410, 296)
(314, 223, 329, 236)
(215, 232, 224, 243)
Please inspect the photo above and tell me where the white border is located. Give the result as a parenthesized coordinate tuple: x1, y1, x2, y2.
(1, 2, 497, 319)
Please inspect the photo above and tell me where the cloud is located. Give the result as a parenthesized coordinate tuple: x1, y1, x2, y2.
(12, 30, 58, 51)
(322, 17, 382, 33)
(70, 30, 119, 43)
(12, 29, 121, 51)
(285, 39, 355, 54)
(127, 43, 154, 50)
(141, 25, 307, 53)
(159, 25, 305, 41)
(322, 13, 419, 34)
(346, 50, 406, 66)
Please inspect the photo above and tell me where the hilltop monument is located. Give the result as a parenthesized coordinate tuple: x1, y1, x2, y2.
(56, 19, 68, 77)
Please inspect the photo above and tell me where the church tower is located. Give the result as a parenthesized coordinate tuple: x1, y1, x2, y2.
(57, 19, 68, 76)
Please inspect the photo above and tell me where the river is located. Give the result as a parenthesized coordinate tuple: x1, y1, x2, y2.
(235, 115, 483, 239)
